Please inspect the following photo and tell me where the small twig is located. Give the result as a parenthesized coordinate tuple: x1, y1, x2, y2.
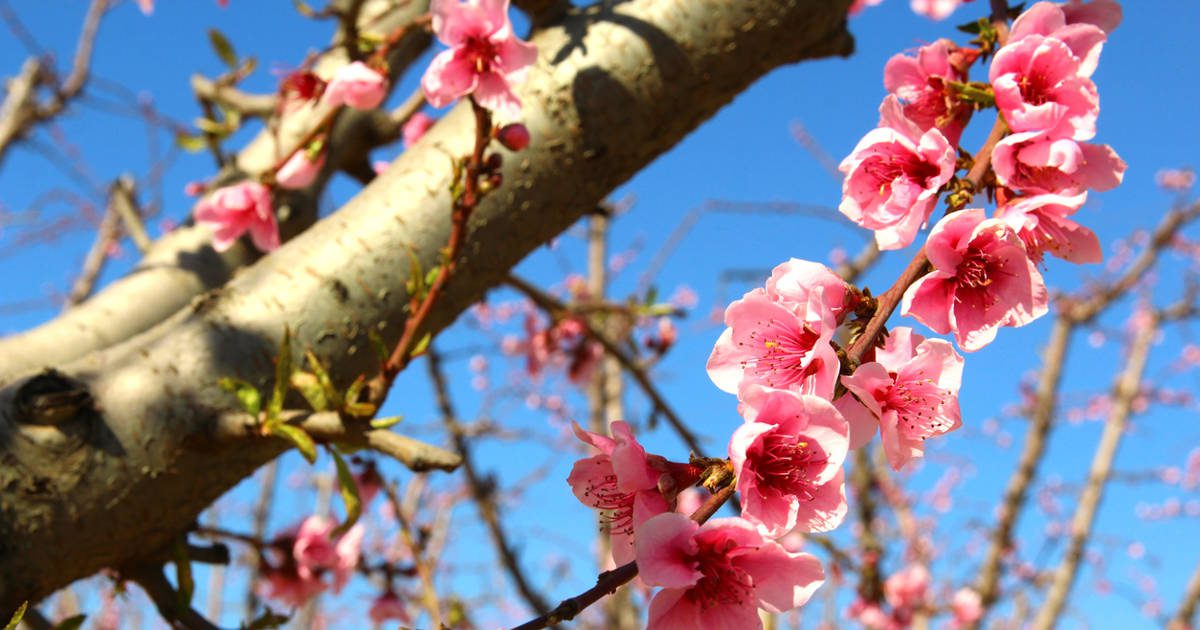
(851, 447, 885, 604)
(1169, 558, 1200, 630)
(64, 197, 122, 308)
(209, 410, 461, 472)
(1031, 309, 1159, 630)
(127, 564, 220, 630)
(428, 348, 556, 619)
(505, 273, 707, 458)
(190, 75, 277, 118)
(110, 175, 152, 253)
(382, 480, 443, 629)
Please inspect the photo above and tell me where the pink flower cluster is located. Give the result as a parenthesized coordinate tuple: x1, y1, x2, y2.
(261, 515, 364, 607)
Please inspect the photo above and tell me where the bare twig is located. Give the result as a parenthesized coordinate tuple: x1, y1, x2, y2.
(505, 273, 707, 457)
(382, 480, 443, 629)
(190, 75, 278, 118)
(427, 348, 556, 619)
(1169, 558, 1200, 630)
(1030, 309, 1159, 630)
(127, 564, 220, 630)
(210, 410, 461, 472)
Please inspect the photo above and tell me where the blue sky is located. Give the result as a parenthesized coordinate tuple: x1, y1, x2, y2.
(1, 1, 1199, 628)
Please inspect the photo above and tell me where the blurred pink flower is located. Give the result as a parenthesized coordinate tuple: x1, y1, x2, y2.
(194, 181, 279, 252)
(322, 62, 387, 110)
(368, 591, 411, 624)
(402, 112, 436, 148)
(276, 149, 325, 190)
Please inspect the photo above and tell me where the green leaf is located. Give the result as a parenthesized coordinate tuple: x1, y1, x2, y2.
(4, 602, 27, 630)
(219, 377, 261, 417)
(194, 117, 228, 135)
(172, 537, 194, 609)
(175, 133, 208, 153)
(424, 264, 441, 289)
(367, 331, 389, 363)
(404, 249, 425, 298)
(207, 28, 238, 68)
(50, 614, 86, 630)
(270, 423, 317, 464)
(344, 375, 366, 409)
(328, 447, 362, 536)
(244, 608, 289, 630)
(344, 402, 377, 419)
(304, 350, 342, 409)
(411, 332, 432, 359)
(290, 371, 329, 412)
(267, 327, 294, 424)
(956, 17, 986, 34)
(369, 416, 403, 429)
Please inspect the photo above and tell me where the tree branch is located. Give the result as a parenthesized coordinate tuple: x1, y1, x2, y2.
(1030, 308, 1159, 630)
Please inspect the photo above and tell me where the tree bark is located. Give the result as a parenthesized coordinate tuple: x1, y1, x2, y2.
(0, 0, 853, 610)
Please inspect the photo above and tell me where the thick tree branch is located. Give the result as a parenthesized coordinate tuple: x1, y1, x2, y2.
(0, 0, 433, 384)
(0, 0, 852, 609)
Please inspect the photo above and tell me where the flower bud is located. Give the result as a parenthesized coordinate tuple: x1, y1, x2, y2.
(496, 123, 530, 151)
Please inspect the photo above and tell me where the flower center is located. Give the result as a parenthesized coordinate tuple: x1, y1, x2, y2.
(956, 247, 994, 288)
(688, 538, 755, 609)
(885, 377, 952, 440)
(752, 432, 829, 500)
(464, 36, 501, 75)
(738, 318, 822, 388)
(581, 471, 636, 535)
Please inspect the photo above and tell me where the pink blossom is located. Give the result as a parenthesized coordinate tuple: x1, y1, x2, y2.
(275, 149, 325, 190)
(368, 591, 411, 624)
(990, 34, 1099, 140)
(1062, 0, 1122, 35)
(902, 209, 1048, 351)
(765, 258, 852, 321)
(636, 513, 825, 630)
(421, 0, 538, 116)
(994, 191, 1100, 264)
(1156, 168, 1196, 191)
(949, 588, 983, 628)
(848, 0, 884, 15)
(193, 181, 279, 252)
(884, 40, 972, 145)
(184, 180, 206, 197)
(910, 0, 970, 21)
(289, 516, 363, 593)
(137, 0, 154, 15)
(992, 131, 1125, 196)
(707, 280, 840, 400)
(1009, 1, 1110, 77)
(883, 564, 929, 610)
(262, 565, 325, 608)
(730, 386, 849, 536)
(839, 96, 957, 251)
(839, 327, 963, 469)
(322, 62, 388, 111)
(847, 600, 898, 630)
(567, 421, 686, 565)
(402, 112, 436, 148)
(352, 461, 383, 508)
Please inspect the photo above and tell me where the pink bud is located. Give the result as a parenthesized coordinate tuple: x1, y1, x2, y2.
(322, 62, 387, 111)
(496, 123, 530, 151)
(275, 149, 325, 190)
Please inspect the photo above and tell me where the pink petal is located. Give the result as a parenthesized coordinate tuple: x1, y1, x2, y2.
(635, 513, 702, 589)
(734, 545, 825, 612)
